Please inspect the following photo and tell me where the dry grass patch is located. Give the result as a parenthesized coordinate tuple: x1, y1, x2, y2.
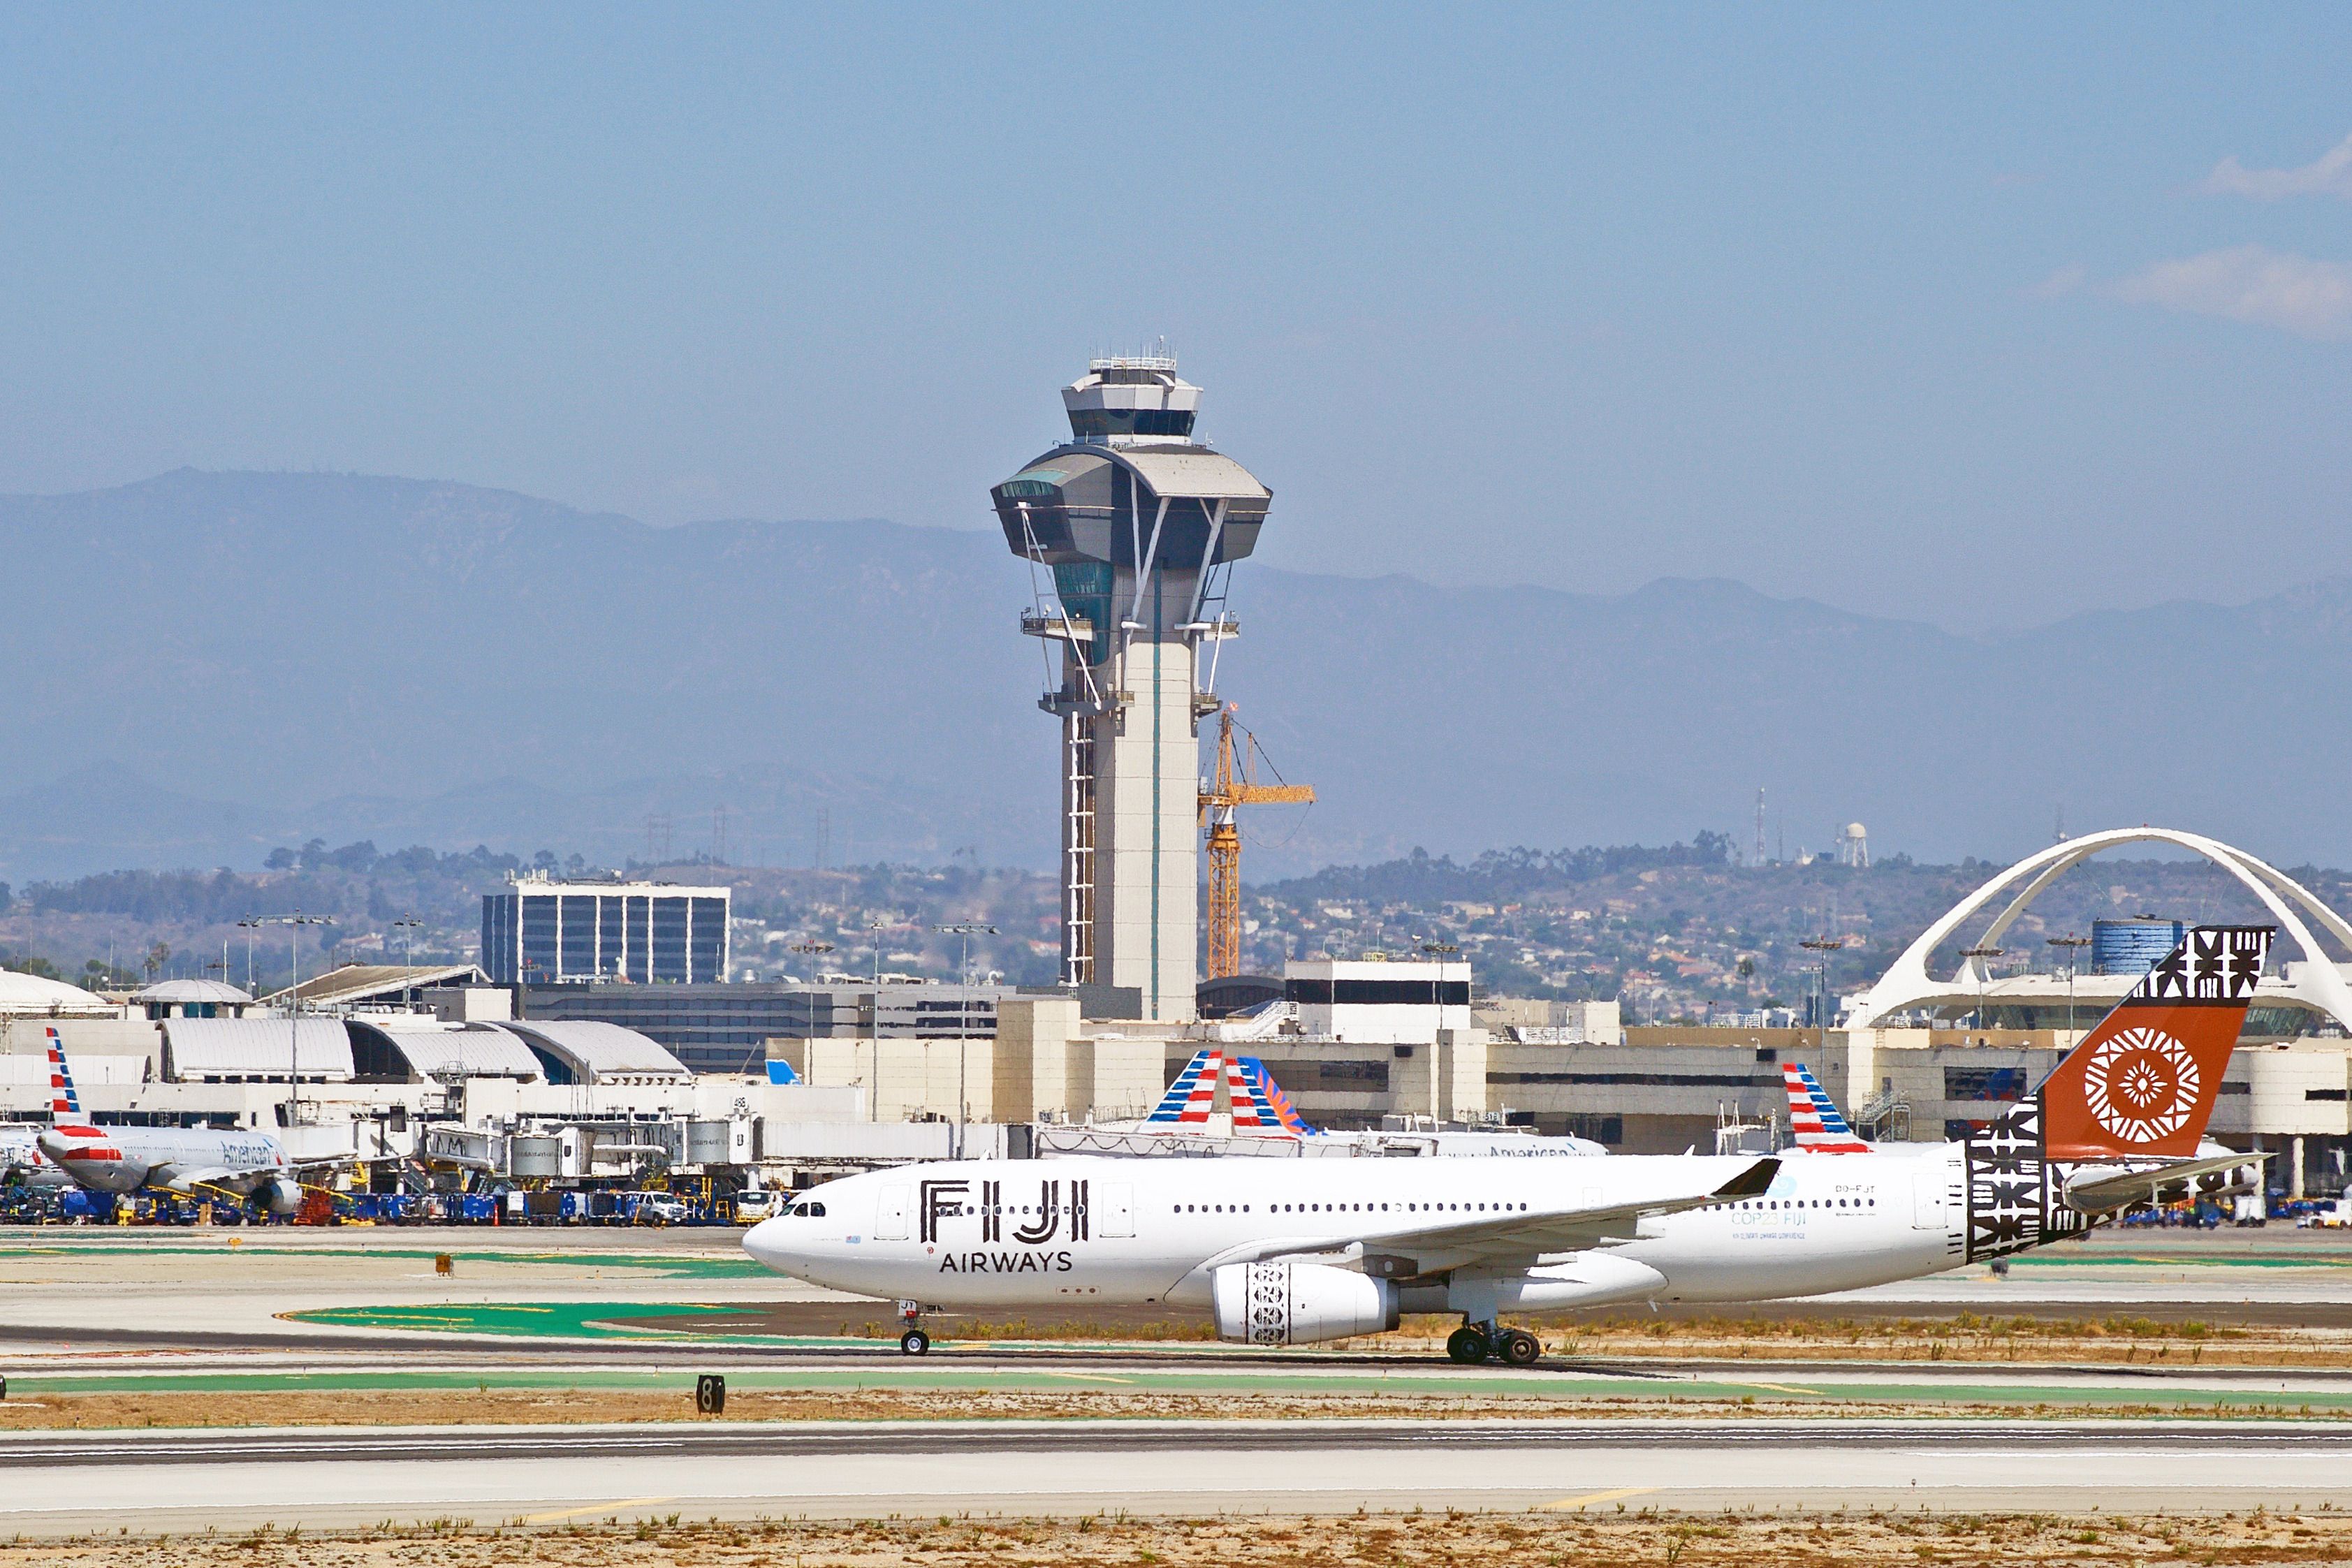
(8, 1509, 2352, 1565)
(0, 1385, 2345, 1430)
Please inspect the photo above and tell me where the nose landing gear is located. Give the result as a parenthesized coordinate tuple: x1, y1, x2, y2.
(896, 1298, 931, 1356)
(1446, 1321, 1542, 1365)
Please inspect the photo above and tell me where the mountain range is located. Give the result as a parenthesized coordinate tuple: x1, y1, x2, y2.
(1, 469, 2345, 884)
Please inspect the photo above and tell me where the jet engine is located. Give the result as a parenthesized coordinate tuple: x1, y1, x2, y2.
(260, 1176, 303, 1216)
(1212, 1261, 1397, 1346)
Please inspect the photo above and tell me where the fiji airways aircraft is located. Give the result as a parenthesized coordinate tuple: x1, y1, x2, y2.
(36, 1030, 307, 1214)
(748, 927, 2273, 1363)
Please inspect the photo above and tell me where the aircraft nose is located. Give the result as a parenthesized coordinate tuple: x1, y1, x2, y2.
(743, 1215, 789, 1270)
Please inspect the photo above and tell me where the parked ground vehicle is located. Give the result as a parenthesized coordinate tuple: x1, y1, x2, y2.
(618, 1190, 689, 1226)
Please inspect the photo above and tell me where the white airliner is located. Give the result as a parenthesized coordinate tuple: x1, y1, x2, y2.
(748, 926, 2272, 1363)
(0, 1124, 68, 1189)
(36, 1029, 307, 1214)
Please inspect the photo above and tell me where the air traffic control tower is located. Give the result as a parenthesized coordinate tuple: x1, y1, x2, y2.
(991, 356, 1271, 1023)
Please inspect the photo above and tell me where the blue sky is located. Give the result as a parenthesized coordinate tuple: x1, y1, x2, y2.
(3, 6, 2348, 628)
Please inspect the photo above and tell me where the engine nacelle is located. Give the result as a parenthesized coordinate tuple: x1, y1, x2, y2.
(1212, 1261, 1397, 1346)
(261, 1176, 303, 1215)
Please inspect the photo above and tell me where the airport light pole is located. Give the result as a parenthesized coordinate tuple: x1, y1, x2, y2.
(865, 920, 891, 1122)
(1961, 945, 2004, 1036)
(255, 914, 332, 1128)
(1419, 939, 1459, 1030)
(931, 924, 997, 1159)
(2047, 933, 2091, 1047)
(235, 918, 261, 995)
(760, 941, 837, 1079)
(1799, 937, 1843, 1057)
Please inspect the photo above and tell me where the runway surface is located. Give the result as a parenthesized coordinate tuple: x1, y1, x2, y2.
(2, 1224, 2349, 1536)
(0, 1417, 2348, 1534)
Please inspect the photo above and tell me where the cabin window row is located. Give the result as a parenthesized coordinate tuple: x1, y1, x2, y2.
(1167, 1212, 1533, 1222)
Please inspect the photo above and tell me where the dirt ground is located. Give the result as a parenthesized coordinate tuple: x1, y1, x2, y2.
(0, 1384, 2339, 1431)
(12, 1509, 2352, 1566)
(822, 1310, 2352, 1369)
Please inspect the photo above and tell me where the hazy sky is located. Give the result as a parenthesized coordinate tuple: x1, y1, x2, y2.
(4, 6, 2349, 629)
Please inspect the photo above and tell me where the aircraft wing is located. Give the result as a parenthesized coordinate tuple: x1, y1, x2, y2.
(153, 1166, 245, 1195)
(1195, 1158, 1780, 1274)
(2063, 1151, 2267, 1214)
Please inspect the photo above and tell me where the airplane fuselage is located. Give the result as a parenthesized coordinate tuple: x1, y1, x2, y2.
(37, 1123, 293, 1204)
(747, 1148, 1968, 1314)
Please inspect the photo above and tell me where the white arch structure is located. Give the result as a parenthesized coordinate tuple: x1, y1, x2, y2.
(1846, 828, 2352, 1034)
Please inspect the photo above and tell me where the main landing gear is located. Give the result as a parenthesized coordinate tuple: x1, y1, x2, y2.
(1447, 1321, 1542, 1366)
(896, 1298, 931, 1356)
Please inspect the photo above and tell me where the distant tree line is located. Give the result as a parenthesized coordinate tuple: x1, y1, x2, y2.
(1272, 832, 1738, 904)
(23, 842, 527, 923)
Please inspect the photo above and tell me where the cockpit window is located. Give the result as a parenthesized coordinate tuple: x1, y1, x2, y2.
(788, 1201, 827, 1217)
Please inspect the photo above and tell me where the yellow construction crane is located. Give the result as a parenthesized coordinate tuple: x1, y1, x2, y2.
(1200, 705, 1314, 979)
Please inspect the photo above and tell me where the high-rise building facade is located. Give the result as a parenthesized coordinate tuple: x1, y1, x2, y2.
(991, 356, 1271, 1023)
(480, 878, 731, 986)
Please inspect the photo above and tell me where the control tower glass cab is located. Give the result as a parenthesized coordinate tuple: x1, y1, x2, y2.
(991, 356, 1271, 1023)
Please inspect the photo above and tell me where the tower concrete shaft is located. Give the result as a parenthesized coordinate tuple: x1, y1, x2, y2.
(992, 356, 1271, 1023)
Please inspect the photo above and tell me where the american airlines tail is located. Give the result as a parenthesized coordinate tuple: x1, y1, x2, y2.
(1144, 1048, 1223, 1127)
(45, 1027, 92, 1129)
(1781, 1063, 1869, 1152)
(1239, 1057, 1317, 1136)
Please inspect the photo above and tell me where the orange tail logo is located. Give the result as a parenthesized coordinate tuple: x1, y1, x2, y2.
(2039, 926, 2271, 1160)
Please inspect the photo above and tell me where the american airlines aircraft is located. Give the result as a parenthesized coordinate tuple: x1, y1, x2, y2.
(1138, 1046, 1608, 1155)
(35, 1029, 307, 1214)
(748, 927, 2273, 1363)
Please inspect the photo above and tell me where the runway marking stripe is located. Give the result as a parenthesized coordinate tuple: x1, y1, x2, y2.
(1539, 1486, 1656, 1511)
(523, 1496, 675, 1523)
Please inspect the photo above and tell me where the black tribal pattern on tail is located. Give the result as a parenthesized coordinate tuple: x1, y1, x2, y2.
(1964, 1103, 2085, 1261)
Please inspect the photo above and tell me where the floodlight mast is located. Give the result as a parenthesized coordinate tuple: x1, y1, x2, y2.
(255, 913, 332, 1129)
(931, 923, 998, 1157)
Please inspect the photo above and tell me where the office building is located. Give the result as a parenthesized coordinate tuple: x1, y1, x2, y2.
(480, 877, 730, 986)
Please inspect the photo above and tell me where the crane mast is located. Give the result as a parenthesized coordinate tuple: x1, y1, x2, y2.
(1200, 705, 1314, 979)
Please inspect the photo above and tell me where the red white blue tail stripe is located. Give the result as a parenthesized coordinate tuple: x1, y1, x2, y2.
(1783, 1062, 1869, 1152)
(1146, 1048, 1223, 1126)
(1225, 1055, 1268, 1130)
(46, 1027, 86, 1121)
(1239, 1057, 1318, 1137)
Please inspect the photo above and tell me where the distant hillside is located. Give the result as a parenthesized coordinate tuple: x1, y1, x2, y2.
(1, 469, 2346, 881)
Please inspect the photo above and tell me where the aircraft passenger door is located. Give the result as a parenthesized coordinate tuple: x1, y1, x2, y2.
(1910, 1172, 1945, 1231)
(876, 1185, 910, 1240)
(1099, 1183, 1135, 1238)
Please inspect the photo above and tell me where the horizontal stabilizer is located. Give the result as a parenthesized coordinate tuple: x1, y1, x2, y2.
(2062, 1150, 2268, 1214)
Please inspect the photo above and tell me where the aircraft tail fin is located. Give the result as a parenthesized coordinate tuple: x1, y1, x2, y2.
(1782, 1062, 1870, 1152)
(1239, 1057, 1318, 1137)
(45, 1027, 82, 1121)
(2038, 925, 2271, 1160)
(1224, 1055, 1270, 1130)
(1146, 1047, 1224, 1125)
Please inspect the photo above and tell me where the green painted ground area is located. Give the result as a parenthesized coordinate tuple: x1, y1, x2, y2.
(2005, 1252, 2352, 1270)
(295, 1302, 758, 1339)
(0, 1243, 764, 1277)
